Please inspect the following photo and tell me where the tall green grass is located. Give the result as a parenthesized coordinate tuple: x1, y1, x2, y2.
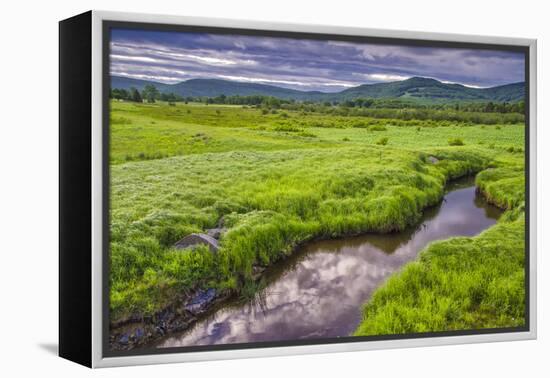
(354, 219, 525, 335)
(476, 166, 525, 210)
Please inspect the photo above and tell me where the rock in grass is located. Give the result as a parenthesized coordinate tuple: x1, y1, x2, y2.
(134, 328, 144, 340)
(428, 156, 439, 164)
(185, 288, 217, 314)
(174, 233, 219, 252)
(118, 333, 129, 345)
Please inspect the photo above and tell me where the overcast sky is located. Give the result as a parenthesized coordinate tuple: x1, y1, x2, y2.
(110, 28, 525, 92)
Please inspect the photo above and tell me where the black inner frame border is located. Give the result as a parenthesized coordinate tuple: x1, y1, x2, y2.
(101, 19, 531, 359)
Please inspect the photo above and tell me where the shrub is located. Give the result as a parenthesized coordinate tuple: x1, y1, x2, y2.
(448, 137, 465, 146)
(352, 121, 369, 128)
(368, 125, 388, 132)
(110, 116, 132, 125)
(376, 137, 389, 145)
(506, 146, 523, 154)
(342, 137, 350, 142)
(274, 124, 302, 132)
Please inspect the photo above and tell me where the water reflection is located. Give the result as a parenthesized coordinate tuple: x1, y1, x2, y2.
(156, 177, 502, 347)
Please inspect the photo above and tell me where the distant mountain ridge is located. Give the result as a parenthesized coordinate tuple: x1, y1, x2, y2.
(111, 75, 525, 103)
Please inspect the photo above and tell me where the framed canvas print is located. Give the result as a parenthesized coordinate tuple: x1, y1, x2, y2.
(59, 10, 537, 368)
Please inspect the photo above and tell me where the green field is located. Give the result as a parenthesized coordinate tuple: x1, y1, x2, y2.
(109, 100, 525, 332)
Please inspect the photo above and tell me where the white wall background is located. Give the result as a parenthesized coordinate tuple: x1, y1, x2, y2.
(0, 0, 546, 376)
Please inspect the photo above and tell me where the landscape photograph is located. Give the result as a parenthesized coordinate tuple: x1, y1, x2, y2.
(107, 28, 527, 351)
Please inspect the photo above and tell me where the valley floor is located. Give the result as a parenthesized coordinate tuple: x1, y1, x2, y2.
(108, 101, 526, 339)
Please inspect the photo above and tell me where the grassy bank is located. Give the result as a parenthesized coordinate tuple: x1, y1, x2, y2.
(109, 101, 525, 325)
(354, 157, 525, 335)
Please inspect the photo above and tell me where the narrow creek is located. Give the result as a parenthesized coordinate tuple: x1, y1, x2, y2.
(153, 176, 502, 348)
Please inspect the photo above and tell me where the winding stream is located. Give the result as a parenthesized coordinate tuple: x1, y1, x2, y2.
(154, 177, 502, 348)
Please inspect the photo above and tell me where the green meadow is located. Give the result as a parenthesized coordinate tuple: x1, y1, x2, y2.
(109, 100, 526, 333)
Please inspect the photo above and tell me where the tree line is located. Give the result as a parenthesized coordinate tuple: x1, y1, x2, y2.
(110, 83, 525, 115)
(110, 85, 184, 103)
(110, 85, 291, 107)
(334, 98, 524, 114)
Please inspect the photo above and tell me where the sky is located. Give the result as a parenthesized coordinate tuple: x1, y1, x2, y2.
(110, 28, 525, 92)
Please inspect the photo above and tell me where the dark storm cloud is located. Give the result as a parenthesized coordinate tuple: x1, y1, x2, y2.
(110, 28, 525, 92)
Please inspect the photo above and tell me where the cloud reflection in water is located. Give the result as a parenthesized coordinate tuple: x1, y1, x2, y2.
(157, 182, 501, 348)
